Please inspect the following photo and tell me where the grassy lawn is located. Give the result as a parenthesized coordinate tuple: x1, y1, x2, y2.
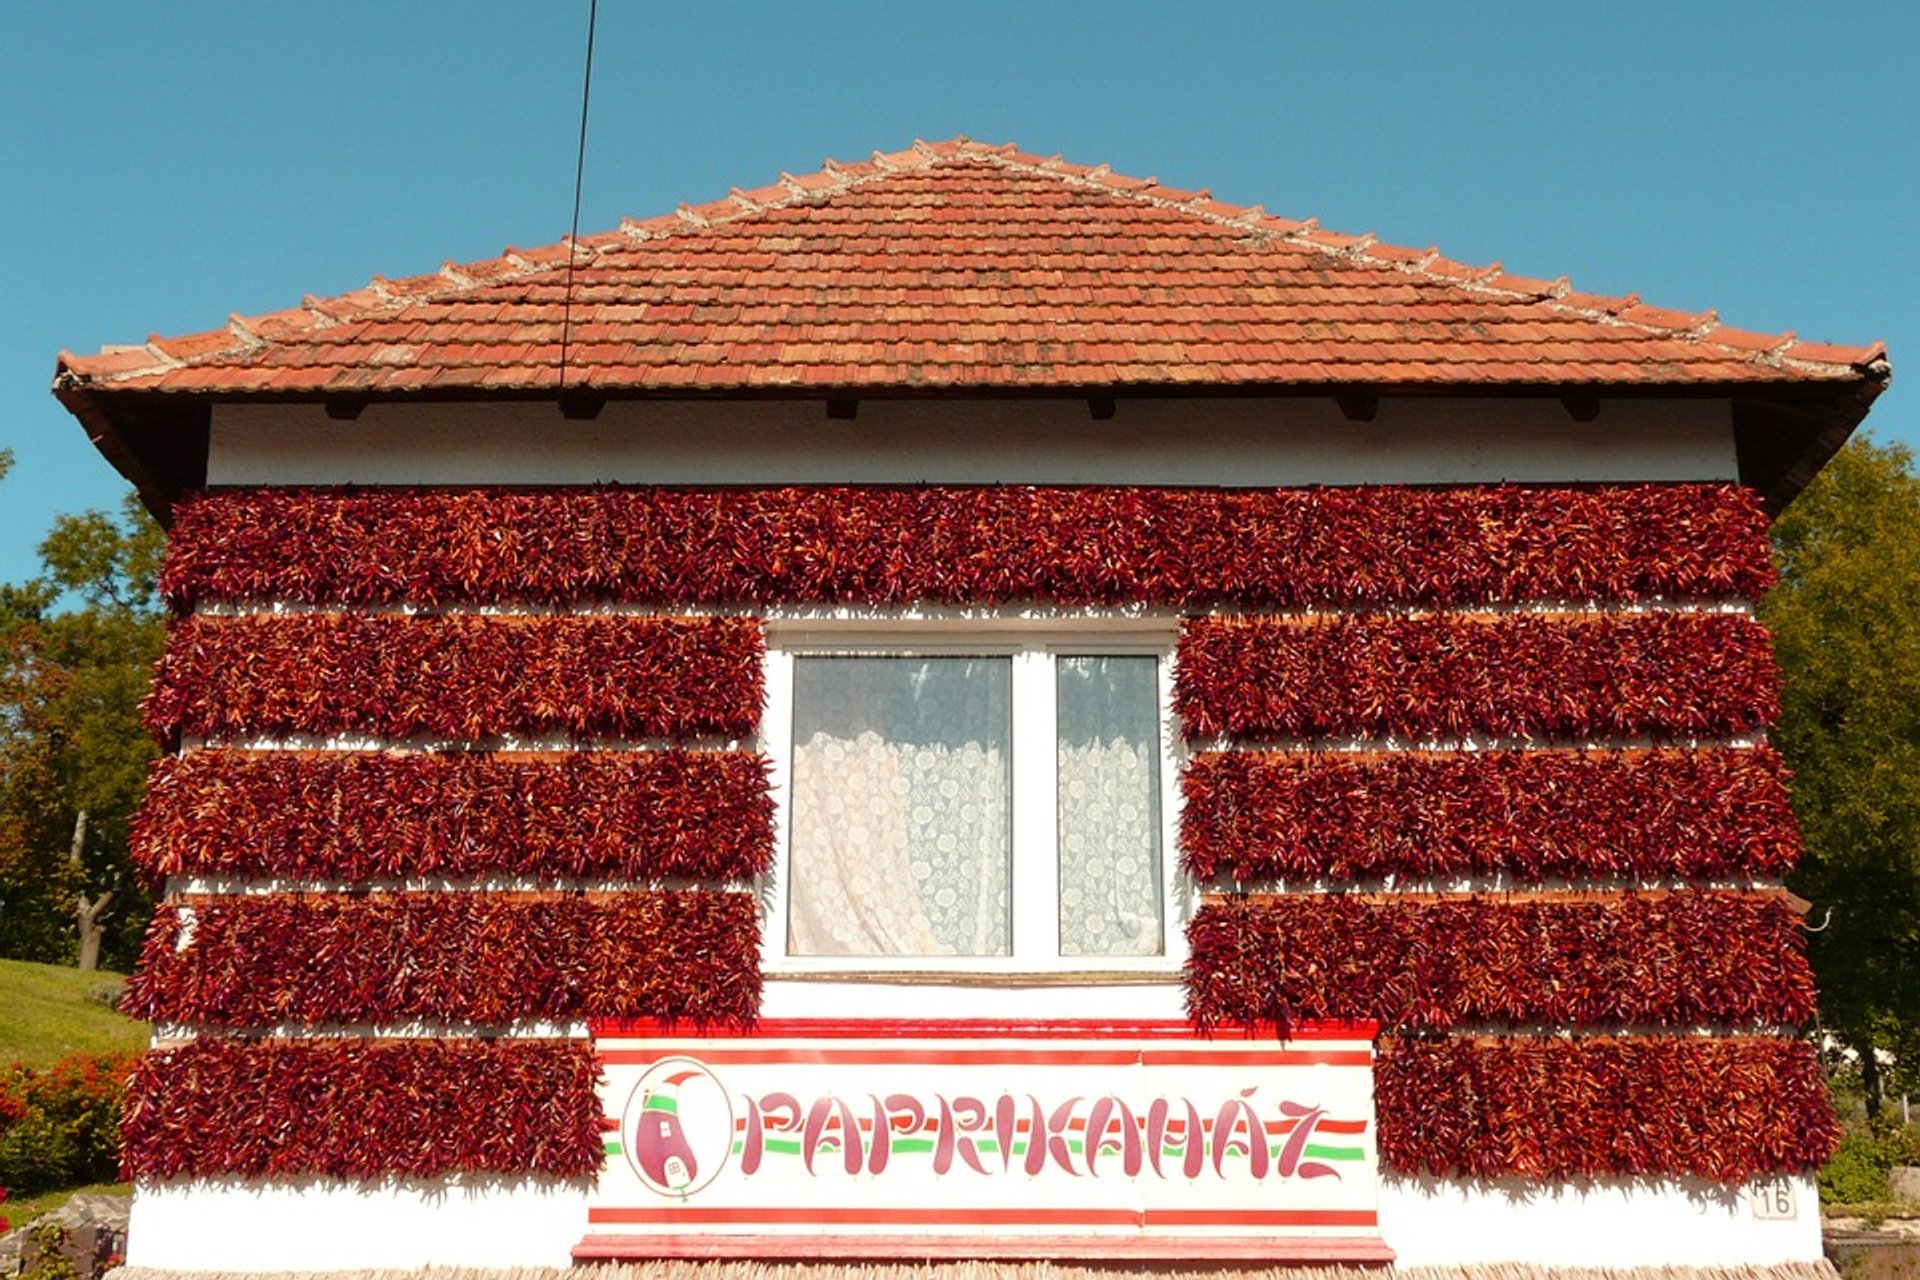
(0, 958, 147, 1068)
(2, 1182, 131, 1235)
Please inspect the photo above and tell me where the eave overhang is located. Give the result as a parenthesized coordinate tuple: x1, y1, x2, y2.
(56, 364, 1888, 526)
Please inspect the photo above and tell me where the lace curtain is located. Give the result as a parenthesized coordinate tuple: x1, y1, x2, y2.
(789, 657, 1012, 956)
(786, 652, 1163, 959)
(1057, 656, 1162, 957)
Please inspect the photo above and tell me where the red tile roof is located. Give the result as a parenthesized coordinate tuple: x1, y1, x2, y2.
(55, 138, 1887, 396)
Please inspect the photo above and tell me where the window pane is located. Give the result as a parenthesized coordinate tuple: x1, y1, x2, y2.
(788, 656, 1012, 957)
(1057, 655, 1163, 957)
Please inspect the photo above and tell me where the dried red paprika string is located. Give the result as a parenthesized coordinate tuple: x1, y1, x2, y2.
(145, 613, 764, 746)
(1181, 746, 1800, 882)
(1374, 1034, 1836, 1181)
(159, 483, 1776, 610)
(133, 749, 773, 883)
(124, 891, 762, 1029)
(121, 1038, 604, 1180)
(1175, 612, 1778, 740)
(121, 480, 1829, 1184)
(1185, 892, 1815, 1032)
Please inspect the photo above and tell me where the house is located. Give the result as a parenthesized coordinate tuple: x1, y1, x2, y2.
(57, 137, 1888, 1274)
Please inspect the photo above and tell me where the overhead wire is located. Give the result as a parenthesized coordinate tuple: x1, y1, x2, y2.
(558, 0, 599, 392)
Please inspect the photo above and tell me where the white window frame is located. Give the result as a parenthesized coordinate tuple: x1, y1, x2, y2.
(759, 614, 1190, 978)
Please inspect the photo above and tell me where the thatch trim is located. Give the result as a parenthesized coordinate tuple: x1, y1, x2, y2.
(105, 1261, 1840, 1280)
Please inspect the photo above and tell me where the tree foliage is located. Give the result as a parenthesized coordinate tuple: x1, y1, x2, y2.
(1765, 435, 1920, 1114)
(0, 457, 164, 971)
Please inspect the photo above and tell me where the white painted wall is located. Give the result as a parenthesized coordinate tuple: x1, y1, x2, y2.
(760, 978, 1189, 1021)
(127, 1178, 592, 1270)
(139, 392, 1792, 1274)
(208, 396, 1738, 488)
(1380, 1173, 1822, 1267)
(125, 1171, 1821, 1270)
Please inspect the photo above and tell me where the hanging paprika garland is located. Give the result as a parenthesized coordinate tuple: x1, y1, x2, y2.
(1374, 1034, 1837, 1182)
(159, 483, 1775, 610)
(1181, 746, 1800, 882)
(121, 1037, 605, 1181)
(1185, 891, 1815, 1032)
(133, 749, 773, 883)
(145, 613, 765, 746)
(1175, 612, 1778, 741)
(125, 890, 762, 1029)
(119, 476, 1830, 1186)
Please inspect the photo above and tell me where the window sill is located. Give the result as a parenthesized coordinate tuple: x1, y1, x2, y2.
(763, 968, 1183, 987)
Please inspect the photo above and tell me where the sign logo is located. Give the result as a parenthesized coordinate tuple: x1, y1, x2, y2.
(624, 1057, 733, 1197)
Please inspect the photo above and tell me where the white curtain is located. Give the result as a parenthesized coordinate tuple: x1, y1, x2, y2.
(788, 657, 1011, 957)
(785, 653, 1162, 960)
(1057, 741, 1161, 956)
(1057, 656, 1163, 957)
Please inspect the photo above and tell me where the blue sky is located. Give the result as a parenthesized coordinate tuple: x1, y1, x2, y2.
(3, 1, 1913, 586)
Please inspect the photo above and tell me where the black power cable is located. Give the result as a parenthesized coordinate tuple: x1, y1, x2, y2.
(558, 0, 599, 392)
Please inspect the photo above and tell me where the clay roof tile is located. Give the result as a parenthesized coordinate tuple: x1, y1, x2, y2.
(55, 136, 1884, 400)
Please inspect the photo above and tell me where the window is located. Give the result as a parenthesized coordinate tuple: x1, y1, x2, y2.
(761, 625, 1184, 973)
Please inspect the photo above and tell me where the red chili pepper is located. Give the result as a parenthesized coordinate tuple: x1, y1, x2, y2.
(132, 749, 772, 883)
(1181, 747, 1800, 882)
(158, 483, 1775, 611)
(1374, 1034, 1835, 1182)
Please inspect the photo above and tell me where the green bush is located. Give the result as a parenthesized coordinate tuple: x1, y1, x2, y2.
(1821, 1128, 1893, 1204)
(0, 1053, 133, 1198)
(1883, 1123, 1920, 1167)
(1819, 1120, 1920, 1207)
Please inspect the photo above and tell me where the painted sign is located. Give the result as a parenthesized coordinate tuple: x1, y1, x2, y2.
(578, 1019, 1386, 1262)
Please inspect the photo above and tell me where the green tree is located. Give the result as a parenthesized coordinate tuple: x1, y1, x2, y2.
(1766, 435, 1920, 1118)
(0, 455, 164, 971)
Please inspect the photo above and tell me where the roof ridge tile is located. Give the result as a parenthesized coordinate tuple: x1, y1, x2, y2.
(225, 313, 265, 347)
(872, 146, 932, 172)
(618, 215, 670, 241)
(135, 339, 185, 370)
(571, 229, 626, 253)
(302, 293, 348, 320)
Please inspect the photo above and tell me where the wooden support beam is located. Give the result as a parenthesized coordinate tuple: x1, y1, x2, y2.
(1563, 394, 1602, 422)
(1335, 391, 1379, 422)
